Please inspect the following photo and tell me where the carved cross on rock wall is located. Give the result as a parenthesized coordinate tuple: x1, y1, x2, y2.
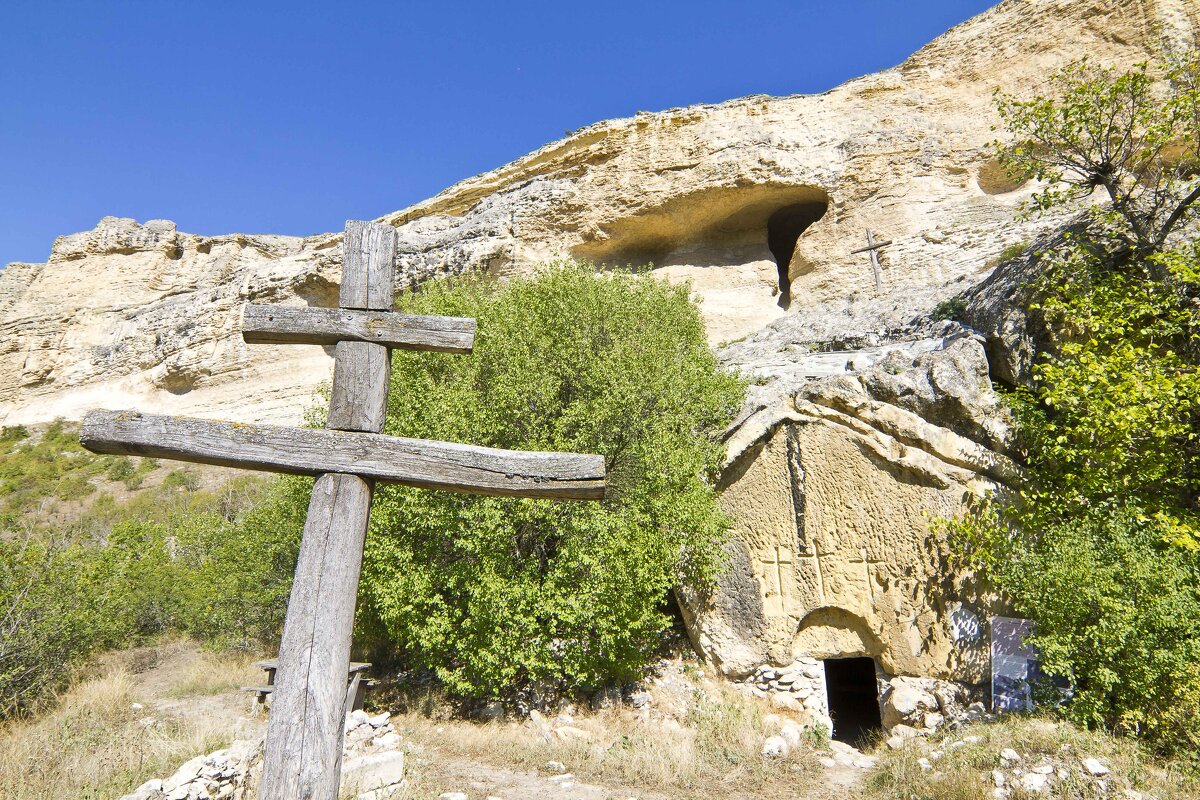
(758, 545, 794, 616)
(80, 221, 606, 800)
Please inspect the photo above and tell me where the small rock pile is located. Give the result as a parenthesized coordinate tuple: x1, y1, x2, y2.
(119, 711, 408, 800)
(881, 675, 993, 732)
(759, 715, 878, 771)
(341, 709, 408, 799)
(120, 739, 259, 800)
(735, 658, 830, 728)
(982, 748, 1132, 798)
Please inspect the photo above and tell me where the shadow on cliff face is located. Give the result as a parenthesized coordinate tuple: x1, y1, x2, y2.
(767, 201, 828, 309)
(571, 184, 831, 295)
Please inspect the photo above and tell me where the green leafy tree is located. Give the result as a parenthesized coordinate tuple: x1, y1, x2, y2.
(955, 55, 1200, 756)
(355, 262, 744, 698)
(994, 55, 1200, 256)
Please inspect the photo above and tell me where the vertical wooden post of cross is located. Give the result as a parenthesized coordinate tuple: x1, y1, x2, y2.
(259, 221, 395, 800)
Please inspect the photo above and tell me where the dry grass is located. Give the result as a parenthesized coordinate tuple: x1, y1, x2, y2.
(863, 715, 1199, 800)
(162, 649, 261, 699)
(0, 641, 263, 800)
(392, 685, 823, 799)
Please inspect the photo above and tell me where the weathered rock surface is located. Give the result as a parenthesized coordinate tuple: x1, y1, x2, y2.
(2, 0, 1189, 428)
(3, 0, 1196, 740)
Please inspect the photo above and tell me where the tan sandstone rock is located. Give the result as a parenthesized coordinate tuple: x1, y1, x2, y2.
(3, 0, 1188, 428)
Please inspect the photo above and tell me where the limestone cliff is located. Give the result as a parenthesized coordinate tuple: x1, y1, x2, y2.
(3, 0, 1196, 734)
(2, 0, 1188, 428)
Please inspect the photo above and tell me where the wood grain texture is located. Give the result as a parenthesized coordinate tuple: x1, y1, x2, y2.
(327, 341, 390, 433)
(241, 305, 475, 353)
(340, 221, 396, 310)
(81, 410, 607, 500)
(260, 472, 371, 800)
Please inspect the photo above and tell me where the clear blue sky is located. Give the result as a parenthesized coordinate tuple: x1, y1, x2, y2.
(0, 1, 996, 267)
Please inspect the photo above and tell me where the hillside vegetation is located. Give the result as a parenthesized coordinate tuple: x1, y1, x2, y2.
(952, 53, 1200, 760)
(0, 422, 293, 717)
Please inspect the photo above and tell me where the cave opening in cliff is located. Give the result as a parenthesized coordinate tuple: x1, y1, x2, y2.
(768, 200, 828, 308)
(823, 656, 883, 745)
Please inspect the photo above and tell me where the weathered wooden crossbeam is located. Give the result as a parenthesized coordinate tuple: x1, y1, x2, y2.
(242, 305, 476, 353)
(81, 410, 605, 500)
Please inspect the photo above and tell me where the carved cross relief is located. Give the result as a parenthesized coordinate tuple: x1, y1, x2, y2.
(757, 545, 794, 616)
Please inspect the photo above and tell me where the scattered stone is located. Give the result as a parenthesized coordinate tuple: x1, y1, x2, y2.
(547, 773, 575, 783)
(761, 736, 789, 757)
(371, 732, 401, 749)
(591, 685, 622, 710)
(818, 757, 838, 769)
(779, 722, 804, 747)
(554, 725, 591, 741)
(1082, 757, 1110, 776)
(991, 769, 1005, 787)
(438, 793, 467, 800)
(478, 700, 505, 721)
(918, 757, 932, 771)
(545, 761, 567, 774)
(886, 735, 906, 750)
(1000, 748, 1020, 762)
(1020, 772, 1049, 792)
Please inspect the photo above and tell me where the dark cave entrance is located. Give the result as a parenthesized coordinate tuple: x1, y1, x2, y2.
(767, 201, 828, 308)
(823, 656, 883, 745)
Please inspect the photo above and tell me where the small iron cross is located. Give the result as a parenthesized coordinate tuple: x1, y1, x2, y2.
(80, 221, 605, 800)
(850, 229, 892, 291)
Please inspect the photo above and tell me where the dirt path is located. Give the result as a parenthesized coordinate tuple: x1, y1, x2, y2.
(403, 741, 864, 800)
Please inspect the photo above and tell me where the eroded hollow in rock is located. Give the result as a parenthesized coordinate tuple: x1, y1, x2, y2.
(767, 201, 828, 308)
(823, 656, 883, 745)
(571, 184, 830, 273)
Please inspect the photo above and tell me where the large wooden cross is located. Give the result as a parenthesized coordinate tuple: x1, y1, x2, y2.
(79, 221, 606, 800)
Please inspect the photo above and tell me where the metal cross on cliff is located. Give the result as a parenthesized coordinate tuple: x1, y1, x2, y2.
(850, 229, 892, 291)
(79, 221, 606, 800)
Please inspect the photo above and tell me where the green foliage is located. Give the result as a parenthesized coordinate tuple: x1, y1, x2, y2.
(953, 506, 1200, 756)
(961, 54, 1200, 754)
(930, 295, 967, 321)
(1009, 239, 1200, 546)
(951, 228, 1200, 755)
(104, 457, 136, 483)
(993, 55, 1200, 255)
(998, 240, 1030, 264)
(356, 263, 744, 698)
(0, 425, 297, 717)
(161, 468, 200, 491)
(0, 426, 27, 444)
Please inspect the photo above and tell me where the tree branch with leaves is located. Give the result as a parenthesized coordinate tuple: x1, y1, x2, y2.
(994, 55, 1200, 256)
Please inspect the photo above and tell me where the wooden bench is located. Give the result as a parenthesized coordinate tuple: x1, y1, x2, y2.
(241, 658, 374, 713)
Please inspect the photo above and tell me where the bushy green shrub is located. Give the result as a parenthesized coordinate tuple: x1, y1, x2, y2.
(952, 237, 1200, 756)
(955, 505, 1200, 755)
(351, 263, 744, 697)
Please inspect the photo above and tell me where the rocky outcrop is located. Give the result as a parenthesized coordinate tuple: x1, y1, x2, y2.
(2, 0, 1187, 427)
(0, 217, 344, 425)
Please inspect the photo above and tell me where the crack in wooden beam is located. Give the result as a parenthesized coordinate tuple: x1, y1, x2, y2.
(241, 305, 475, 353)
(81, 410, 606, 500)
